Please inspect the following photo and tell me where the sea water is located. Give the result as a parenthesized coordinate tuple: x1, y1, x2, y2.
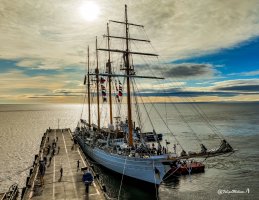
(0, 103, 258, 200)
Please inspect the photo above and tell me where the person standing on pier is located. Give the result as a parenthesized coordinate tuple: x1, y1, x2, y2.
(52, 148, 55, 156)
(48, 156, 52, 166)
(82, 169, 93, 194)
(60, 167, 63, 178)
(47, 145, 50, 155)
(77, 160, 80, 171)
(43, 156, 47, 165)
(39, 161, 46, 186)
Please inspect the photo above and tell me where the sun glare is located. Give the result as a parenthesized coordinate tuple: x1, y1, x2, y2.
(79, 2, 100, 21)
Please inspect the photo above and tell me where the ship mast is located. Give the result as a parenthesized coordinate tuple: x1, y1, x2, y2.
(97, 5, 160, 146)
(96, 37, 100, 130)
(124, 5, 133, 147)
(87, 46, 91, 128)
(107, 23, 113, 125)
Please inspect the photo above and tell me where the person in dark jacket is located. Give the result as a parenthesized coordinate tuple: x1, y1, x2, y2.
(82, 169, 93, 194)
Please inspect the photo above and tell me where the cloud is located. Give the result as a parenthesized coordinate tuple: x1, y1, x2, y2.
(213, 79, 259, 92)
(138, 91, 240, 98)
(137, 81, 186, 91)
(53, 88, 84, 95)
(1, 0, 259, 68)
(162, 63, 217, 78)
(133, 79, 259, 99)
(216, 85, 259, 92)
(0, 69, 85, 103)
(15, 58, 68, 70)
(229, 70, 259, 77)
(131, 0, 259, 60)
(136, 63, 218, 79)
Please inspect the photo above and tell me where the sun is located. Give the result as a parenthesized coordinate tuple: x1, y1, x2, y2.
(79, 2, 100, 21)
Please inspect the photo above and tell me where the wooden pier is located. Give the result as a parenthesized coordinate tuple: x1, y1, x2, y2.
(22, 129, 106, 200)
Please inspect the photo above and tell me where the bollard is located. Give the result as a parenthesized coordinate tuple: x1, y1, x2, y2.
(21, 187, 26, 199)
(81, 167, 88, 171)
(26, 176, 30, 186)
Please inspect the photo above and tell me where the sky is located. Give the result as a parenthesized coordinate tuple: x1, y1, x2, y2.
(0, 0, 259, 103)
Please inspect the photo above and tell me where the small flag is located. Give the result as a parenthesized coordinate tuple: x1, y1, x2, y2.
(102, 91, 106, 96)
(100, 77, 105, 83)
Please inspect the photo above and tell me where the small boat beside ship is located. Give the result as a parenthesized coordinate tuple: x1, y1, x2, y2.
(74, 4, 235, 188)
(166, 161, 205, 177)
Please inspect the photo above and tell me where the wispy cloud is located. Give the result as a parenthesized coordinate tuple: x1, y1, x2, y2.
(137, 0, 259, 60)
(162, 63, 218, 78)
(53, 88, 84, 95)
(134, 79, 259, 98)
(136, 63, 219, 79)
(213, 79, 259, 92)
(0, 69, 84, 103)
(229, 70, 259, 77)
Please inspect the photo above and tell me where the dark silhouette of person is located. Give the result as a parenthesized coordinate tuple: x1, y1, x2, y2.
(77, 160, 80, 171)
(82, 170, 93, 194)
(60, 167, 63, 177)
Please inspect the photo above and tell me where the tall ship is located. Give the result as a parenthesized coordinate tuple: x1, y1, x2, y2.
(74, 5, 235, 187)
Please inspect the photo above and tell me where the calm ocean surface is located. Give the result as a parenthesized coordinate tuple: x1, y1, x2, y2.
(0, 103, 259, 200)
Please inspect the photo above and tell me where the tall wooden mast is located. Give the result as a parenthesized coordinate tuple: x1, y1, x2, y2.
(107, 23, 113, 125)
(96, 37, 100, 130)
(125, 4, 133, 147)
(97, 5, 160, 145)
(87, 46, 91, 128)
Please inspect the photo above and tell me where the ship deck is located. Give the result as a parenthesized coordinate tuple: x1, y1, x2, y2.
(22, 129, 106, 200)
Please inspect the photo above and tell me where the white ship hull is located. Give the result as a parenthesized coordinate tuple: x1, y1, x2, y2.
(76, 136, 170, 185)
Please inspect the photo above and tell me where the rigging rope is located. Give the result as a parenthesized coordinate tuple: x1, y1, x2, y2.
(117, 156, 127, 200)
(129, 47, 204, 146)
(162, 165, 181, 182)
(132, 78, 185, 151)
(80, 87, 87, 120)
(152, 161, 159, 200)
(132, 79, 156, 131)
(141, 27, 227, 143)
(132, 81, 143, 132)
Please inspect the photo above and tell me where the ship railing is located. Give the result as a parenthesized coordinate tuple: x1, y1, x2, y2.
(0, 183, 19, 200)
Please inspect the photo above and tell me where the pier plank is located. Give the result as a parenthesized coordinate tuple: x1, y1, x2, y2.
(25, 129, 105, 200)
